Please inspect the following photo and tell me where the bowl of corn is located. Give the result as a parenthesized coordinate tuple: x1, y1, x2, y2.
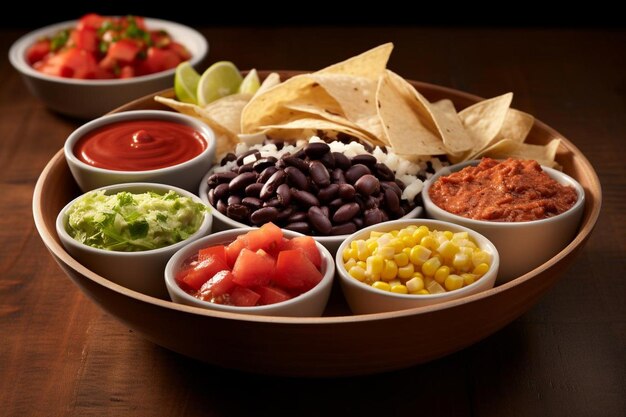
(336, 219, 500, 314)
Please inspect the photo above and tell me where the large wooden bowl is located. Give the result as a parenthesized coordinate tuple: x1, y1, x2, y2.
(33, 73, 602, 377)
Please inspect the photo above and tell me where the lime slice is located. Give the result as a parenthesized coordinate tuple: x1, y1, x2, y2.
(174, 62, 200, 104)
(197, 61, 243, 106)
(238, 69, 261, 94)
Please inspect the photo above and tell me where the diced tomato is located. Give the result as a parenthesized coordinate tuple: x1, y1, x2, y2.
(77, 13, 106, 31)
(167, 42, 191, 61)
(283, 236, 322, 269)
(274, 249, 323, 291)
(198, 245, 227, 264)
(25, 39, 50, 65)
(181, 256, 230, 291)
(232, 248, 274, 287)
(106, 39, 140, 63)
(257, 286, 291, 305)
(139, 47, 181, 74)
(230, 286, 261, 307)
(71, 28, 98, 53)
(198, 270, 236, 297)
(119, 65, 135, 78)
(38, 48, 98, 79)
(225, 237, 246, 268)
(243, 222, 283, 252)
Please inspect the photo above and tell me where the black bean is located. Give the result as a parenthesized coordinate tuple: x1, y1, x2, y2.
(253, 157, 277, 172)
(207, 188, 216, 206)
(318, 184, 339, 202)
(220, 153, 237, 166)
(380, 209, 390, 222)
(287, 211, 308, 223)
(207, 171, 237, 187)
(227, 195, 241, 205)
(333, 152, 351, 170)
(345, 164, 371, 184)
(308, 180, 320, 195)
(395, 178, 406, 191)
(260, 169, 286, 200)
(214, 183, 230, 200)
(245, 182, 263, 197)
(320, 152, 335, 169)
(363, 196, 378, 209)
(276, 183, 291, 206)
(242, 197, 262, 211)
(331, 168, 346, 184)
(382, 181, 402, 199)
(308, 206, 332, 235)
(250, 207, 279, 225)
(390, 206, 405, 218)
(229, 172, 257, 192)
(330, 222, 357, 236)
(236, 149, 260, 166)
(276, 158, 287, 169)
(283, 156, 309, 173)
(351, 154, 377, 167)
(329, 198, 344, 210)
(292, 189, 320, 207)
(384, 187, 400, 213)
(309, 160, 331, 187)
(353, 216, 364, 228)
(305, 142, 331, 159)
(238, 163, 254, 173)
(263, 197, 281, 207)
(258, 166, 278, 183)
(338, 183, 356, 200)
(276, 207, 293, 222)
(333, 202, 360, 223)
(320, 206, 330, 218)
(293, 149, 306, 159)
(227, 203, 250, 222)
(364, 208, 383, 226)
(285, 222, 311, 234)
(285, 166, 308, 190)
(355, 174, 380, 196)
(216, 200, 227, 214)
(375, 163, 395, 181)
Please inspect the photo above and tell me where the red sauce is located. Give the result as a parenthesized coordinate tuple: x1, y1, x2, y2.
(429, 158, 578, 222)
(74, 119, 207, 171)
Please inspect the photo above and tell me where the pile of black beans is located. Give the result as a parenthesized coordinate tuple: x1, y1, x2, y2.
(206, 141, 416, 236)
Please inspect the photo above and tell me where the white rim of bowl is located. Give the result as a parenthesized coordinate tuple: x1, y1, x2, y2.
(9, 17, 207, 85)
(422, 160, 586, 228)
(164, 227, 336, 313)
(56, 182, 212, 258)
(64, 110, 216, 176)
(198, 166, 424, 243)
(335, 218, 500, 300)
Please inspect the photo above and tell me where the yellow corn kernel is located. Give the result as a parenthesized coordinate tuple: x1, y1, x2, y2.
(405, 276, 424, 292)
(472, 263, 490, 276)
(444, 274, 464, 291)
(437, 241, 459, 259)
(366, 255, 384, 279)
(391, 284, 409, 294)
(381, 260, 399, 281)
(366, 240, 378, 254)
(372, 281, 391, 291)
(472, 250, 491, 267)
(434, 265, 450, 284)
(412, 225, 430, 242)
(344, 258, 357, 271)
(401, 235, 416, 247)
(397, 228, 412, 239)
(443, 230, 454, 240)
(452, 231, 469, 241)
(356, 240, 370, 261)
(409, 245, 431, 265)
(461, 273, 477, 286)
(394, 252, 409, 267)
(349, 266, 366, 281)
(420, 235, 439, 251)
(388, 279, 402, 287)
(423, 276, 434, 287)
(369, 231, 384, 238)
(452, 253, 471, 272)
(389, 238, 404, 253)
(342, 247, 355, 262)
(427, 279, 446, 294)
(356, 260, 366, 270)
(402, 247, 412, 258)
(422, 256, 442, 276)
(398, 263, 415, 280)
(378, 245, 396, 259)
(414, 289, 430, 295)
(390, 230, 399, 237)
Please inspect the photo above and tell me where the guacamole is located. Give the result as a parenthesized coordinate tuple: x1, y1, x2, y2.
(66, 190, 205, 251)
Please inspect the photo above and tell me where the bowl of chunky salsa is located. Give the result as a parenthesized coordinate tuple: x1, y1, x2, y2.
(423, 158, 585, 282)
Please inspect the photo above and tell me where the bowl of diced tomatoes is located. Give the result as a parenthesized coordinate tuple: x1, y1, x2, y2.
(165, 223, 336, 317)
(9, 13, 207, 119)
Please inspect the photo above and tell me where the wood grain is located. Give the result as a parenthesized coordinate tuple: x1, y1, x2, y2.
(1, 27, 624, 416)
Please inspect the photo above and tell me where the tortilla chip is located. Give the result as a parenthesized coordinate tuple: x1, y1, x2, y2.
(459, 92, 513, 152)
(429, 99, 475, 154)
(255, 72, 281, 96)
(494, 108, 535, 143)
(376, 72, 447, 155)
(320, 43, 393, 79)
(473, 138, 561, 168)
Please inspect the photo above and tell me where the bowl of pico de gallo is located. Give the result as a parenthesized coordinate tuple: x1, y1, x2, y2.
(9, 13, 208, 118)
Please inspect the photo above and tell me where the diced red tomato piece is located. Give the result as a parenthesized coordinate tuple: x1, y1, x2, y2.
(283, 236, 322, 269)
(25, 39, 51, 65)
(226, 237, 246, 268)
(274, 249, 323, 291)
(198, 245, 227, 264)
(119, 66, 135, 78)
(257, 286, 291, 305)
(167, 42, 191, 61)
(71, 28, 98, 53)
(243, 222, 283, 252)
(230, 286, 261, 307)
(77, 13, 106, 31)
(181, 256, 230, 291)
(106, 39, 140, 63)
(139, 47, 181, 74)
(232, 248, 274, 287)
(198, 270, 236, 297)
(38, 48, 98, 79)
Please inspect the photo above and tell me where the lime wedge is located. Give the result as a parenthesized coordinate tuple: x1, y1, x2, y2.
(197, 61, 243, 106)
(174, 62, 201, 104)
(239, 69, 261, 94)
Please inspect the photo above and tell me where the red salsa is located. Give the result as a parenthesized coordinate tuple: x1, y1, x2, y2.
(26, 14, 191, 79)
(74, 119, 207, 171)
(429, 158, 578, 222)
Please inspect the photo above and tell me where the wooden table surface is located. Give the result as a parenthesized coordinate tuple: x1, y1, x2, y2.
(1, 27, 624, 417)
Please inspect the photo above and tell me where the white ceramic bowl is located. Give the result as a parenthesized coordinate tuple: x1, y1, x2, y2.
(56, 182, 212, 298)
(165, 228, 335, 317)
(9, 18, 208, 119)
(422, 160, 585, 282)
(198, 168, 423, 255)
(336, 219, 499, 315)
(64, 110, 216, 192)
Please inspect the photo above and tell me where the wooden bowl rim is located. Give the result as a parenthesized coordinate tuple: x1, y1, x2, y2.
(33, 76, 602, 325)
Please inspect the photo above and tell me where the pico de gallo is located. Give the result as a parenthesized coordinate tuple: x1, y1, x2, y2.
(26, 13, 191, 79)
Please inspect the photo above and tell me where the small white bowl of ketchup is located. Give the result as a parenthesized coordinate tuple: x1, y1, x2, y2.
(64, 110, 216, 192)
